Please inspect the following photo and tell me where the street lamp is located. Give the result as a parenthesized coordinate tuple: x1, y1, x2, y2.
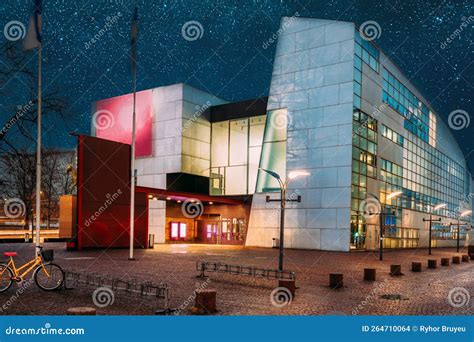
(260, 168, 309, 271)
(452, 210, 472, 253)
(423, 203, 446, 255)
(366, 191, 402, 261)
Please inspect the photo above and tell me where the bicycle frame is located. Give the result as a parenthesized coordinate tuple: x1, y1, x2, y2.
(3, 255, 50, 279)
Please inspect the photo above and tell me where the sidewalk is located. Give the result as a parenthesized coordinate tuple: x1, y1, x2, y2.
(0, 243, 472, 315)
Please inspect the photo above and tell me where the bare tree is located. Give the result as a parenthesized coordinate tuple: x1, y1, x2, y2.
(0, 149, 36, 229)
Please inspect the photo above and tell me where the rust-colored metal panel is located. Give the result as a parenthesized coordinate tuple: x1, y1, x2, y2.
(59, 195, 76, 238)
(75, 135, 148, 250)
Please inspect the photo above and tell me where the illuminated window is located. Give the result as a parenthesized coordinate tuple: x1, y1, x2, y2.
(255, 109, 287, 192)
(171, 222, 186, 239)
(210, 115, 266, 195)
(171, 222, 179, 238)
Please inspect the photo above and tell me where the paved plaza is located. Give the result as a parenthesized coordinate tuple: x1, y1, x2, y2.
(0, 243, 472, 315)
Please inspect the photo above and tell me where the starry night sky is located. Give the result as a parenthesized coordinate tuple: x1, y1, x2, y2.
(1, 0, 473, 171)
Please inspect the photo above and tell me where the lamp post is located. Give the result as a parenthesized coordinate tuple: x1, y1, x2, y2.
(451, 210, 472, 252)
(423, 203, 446, 255)
(366, 191, 402, 261)
(260, 169, 309, 271)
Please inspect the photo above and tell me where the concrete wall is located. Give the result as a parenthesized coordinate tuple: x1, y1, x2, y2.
(118, 84, 226, 243)
(246, 17, 355, 251)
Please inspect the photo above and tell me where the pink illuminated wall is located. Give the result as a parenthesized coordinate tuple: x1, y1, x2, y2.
(94, 89, 153, 157)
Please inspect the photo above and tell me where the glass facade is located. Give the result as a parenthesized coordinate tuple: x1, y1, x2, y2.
(382, 68, 432, 144)
(210, 115, 266, 195)
(350, 109, 377, 249)
(255, 109, 288, 193)
(350, 33, 471, 250)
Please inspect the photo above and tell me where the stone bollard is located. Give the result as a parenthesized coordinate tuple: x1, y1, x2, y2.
(363, 268, 376, 281)
(390, 264, 403, 276)
(441, 258, 450, 266)
(192, 289, 217, 315)
(427, 259, 437, 269)
(67, 307, 97, 315)
(452, 256, 460, 264)
(329, 273, 343, 289)
(411, 262, 422, 272)
(278, 279, 296, 297)
(461, 255, 469, 262)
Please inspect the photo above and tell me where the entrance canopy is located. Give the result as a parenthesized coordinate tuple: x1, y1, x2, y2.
(136, 186, 244, 205)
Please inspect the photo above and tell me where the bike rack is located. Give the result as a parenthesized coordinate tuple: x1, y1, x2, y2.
(63, 269, 172, 313)
(196, 261, 296, 281)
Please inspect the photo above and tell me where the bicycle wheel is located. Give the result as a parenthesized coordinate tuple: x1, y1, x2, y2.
(0, 264, 13, 293)
(33, 263, 64, 291)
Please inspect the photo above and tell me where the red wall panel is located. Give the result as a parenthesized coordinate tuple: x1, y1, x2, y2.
(75, 135, 148, 250)
(94, 89, 153, 157)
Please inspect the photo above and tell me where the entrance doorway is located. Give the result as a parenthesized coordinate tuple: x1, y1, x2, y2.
(195, 218, 247, 245)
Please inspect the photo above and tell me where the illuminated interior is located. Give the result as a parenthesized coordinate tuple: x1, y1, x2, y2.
(210, 115, 266, 195)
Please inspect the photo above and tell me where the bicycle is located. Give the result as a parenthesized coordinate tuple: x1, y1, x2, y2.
(0, 246, 64, 292)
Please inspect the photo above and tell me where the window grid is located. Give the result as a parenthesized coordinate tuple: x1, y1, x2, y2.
(382, 68, 430, 143)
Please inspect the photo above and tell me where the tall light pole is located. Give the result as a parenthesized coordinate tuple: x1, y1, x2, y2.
(451, 210, 472, 252)
(366, 191, 402, 261)
(423, 203, 446, 255)
(260, 169, 309, 271)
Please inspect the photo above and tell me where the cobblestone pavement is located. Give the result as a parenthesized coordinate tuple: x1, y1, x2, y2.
(0, 242, 472, 315)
